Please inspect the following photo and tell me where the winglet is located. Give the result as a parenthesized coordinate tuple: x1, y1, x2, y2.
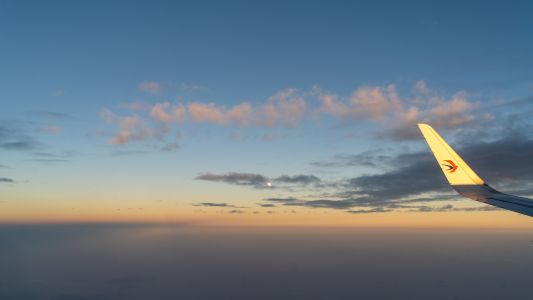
(417, 124, 484, 186)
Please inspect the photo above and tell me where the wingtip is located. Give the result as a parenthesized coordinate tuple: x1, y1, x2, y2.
(417, 123, 431, 129)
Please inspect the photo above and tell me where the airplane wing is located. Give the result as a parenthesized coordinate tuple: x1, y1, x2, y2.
(418, 123, 533, 217)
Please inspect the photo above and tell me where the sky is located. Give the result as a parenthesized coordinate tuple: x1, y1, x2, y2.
(1, 0, 533, 227)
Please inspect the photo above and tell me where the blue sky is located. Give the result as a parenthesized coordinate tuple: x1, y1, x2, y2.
(1, 1, 532, 224)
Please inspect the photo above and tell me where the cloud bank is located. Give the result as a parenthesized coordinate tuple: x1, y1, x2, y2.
(101, 81, 486, 146)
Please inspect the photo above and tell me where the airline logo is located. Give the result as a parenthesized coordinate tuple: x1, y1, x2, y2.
(441, 160, 458, 173)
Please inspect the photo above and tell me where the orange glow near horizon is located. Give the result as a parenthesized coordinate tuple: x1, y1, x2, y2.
(2, 200, 533, 229)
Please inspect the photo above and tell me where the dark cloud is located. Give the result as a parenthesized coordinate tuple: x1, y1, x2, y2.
(192, 202, 238, 208)
(0, 121, 41, 151)
(347, 207, 392, 214)
(258, 203, 276, 207)
(195, 172, 322, 189)
(1, 139, 40, 151)
(0, 177, 15, 183)
(407, 204, 500, 213)
(273, 174, 321, 185)
(198, 124, 533, 214)
(314, 135, 533, 207)
(266, 197, 358, 209)
(196, 172, 268, 187)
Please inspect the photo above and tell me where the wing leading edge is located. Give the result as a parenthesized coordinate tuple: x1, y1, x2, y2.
(418, 123, 533, 217)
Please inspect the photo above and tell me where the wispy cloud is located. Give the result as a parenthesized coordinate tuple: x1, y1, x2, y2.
(0, 177, 15, 183)
(0, 120, 41, 151)
(39, 125, 61, 134)
(100, 109, 169, 145)
(138, 81, 161, 94)
(192, 202, 239, 208)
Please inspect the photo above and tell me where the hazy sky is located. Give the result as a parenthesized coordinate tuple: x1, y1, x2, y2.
(1, 1, 532, 227)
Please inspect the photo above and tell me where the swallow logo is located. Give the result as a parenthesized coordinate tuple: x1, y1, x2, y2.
(441, 160, 458, 173)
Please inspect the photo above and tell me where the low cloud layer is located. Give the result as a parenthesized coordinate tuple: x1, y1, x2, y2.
(198, 131, 533, 213)
(0, 177, 15, 183)
(192, 202, 239, 208)
(195, 172, 322, 189)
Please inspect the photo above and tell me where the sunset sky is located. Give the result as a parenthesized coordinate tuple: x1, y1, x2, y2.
(1, 0, 533, 227)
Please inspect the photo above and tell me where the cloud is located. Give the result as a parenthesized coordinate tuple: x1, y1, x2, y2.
(265, 197, 358, 209)
(187, 102, 254, 126)
(192, 202, 238, 208)
(40, 125, 61, 134)
(100, 109, 115, 123)
(0, 177, 15, 183)
(109, 115, 158, 145)
(198, 127, 533, 214)
(188, 102, 228, 124)
(120, 102, 149, 111)
(99, 82, 498, 147)
(150, 102, 186, 123)
(317, 81, 481, 140)
(196, 172, 269, 187)
(407, 204, 500, 212)
(227, 102, 253, 126)
(257, 88, 307, 127)
(0, 121, 41, 151)
(347, 207, 392, 214)
(195, 172, 324, 189)
(273, 174, 321, 185)
(138, 81, 161, 94)
(318, 84, 401, 120)
(99, 109, 169, 145)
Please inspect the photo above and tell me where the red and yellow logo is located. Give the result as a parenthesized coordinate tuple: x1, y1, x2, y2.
(441, 160, 458, 173)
